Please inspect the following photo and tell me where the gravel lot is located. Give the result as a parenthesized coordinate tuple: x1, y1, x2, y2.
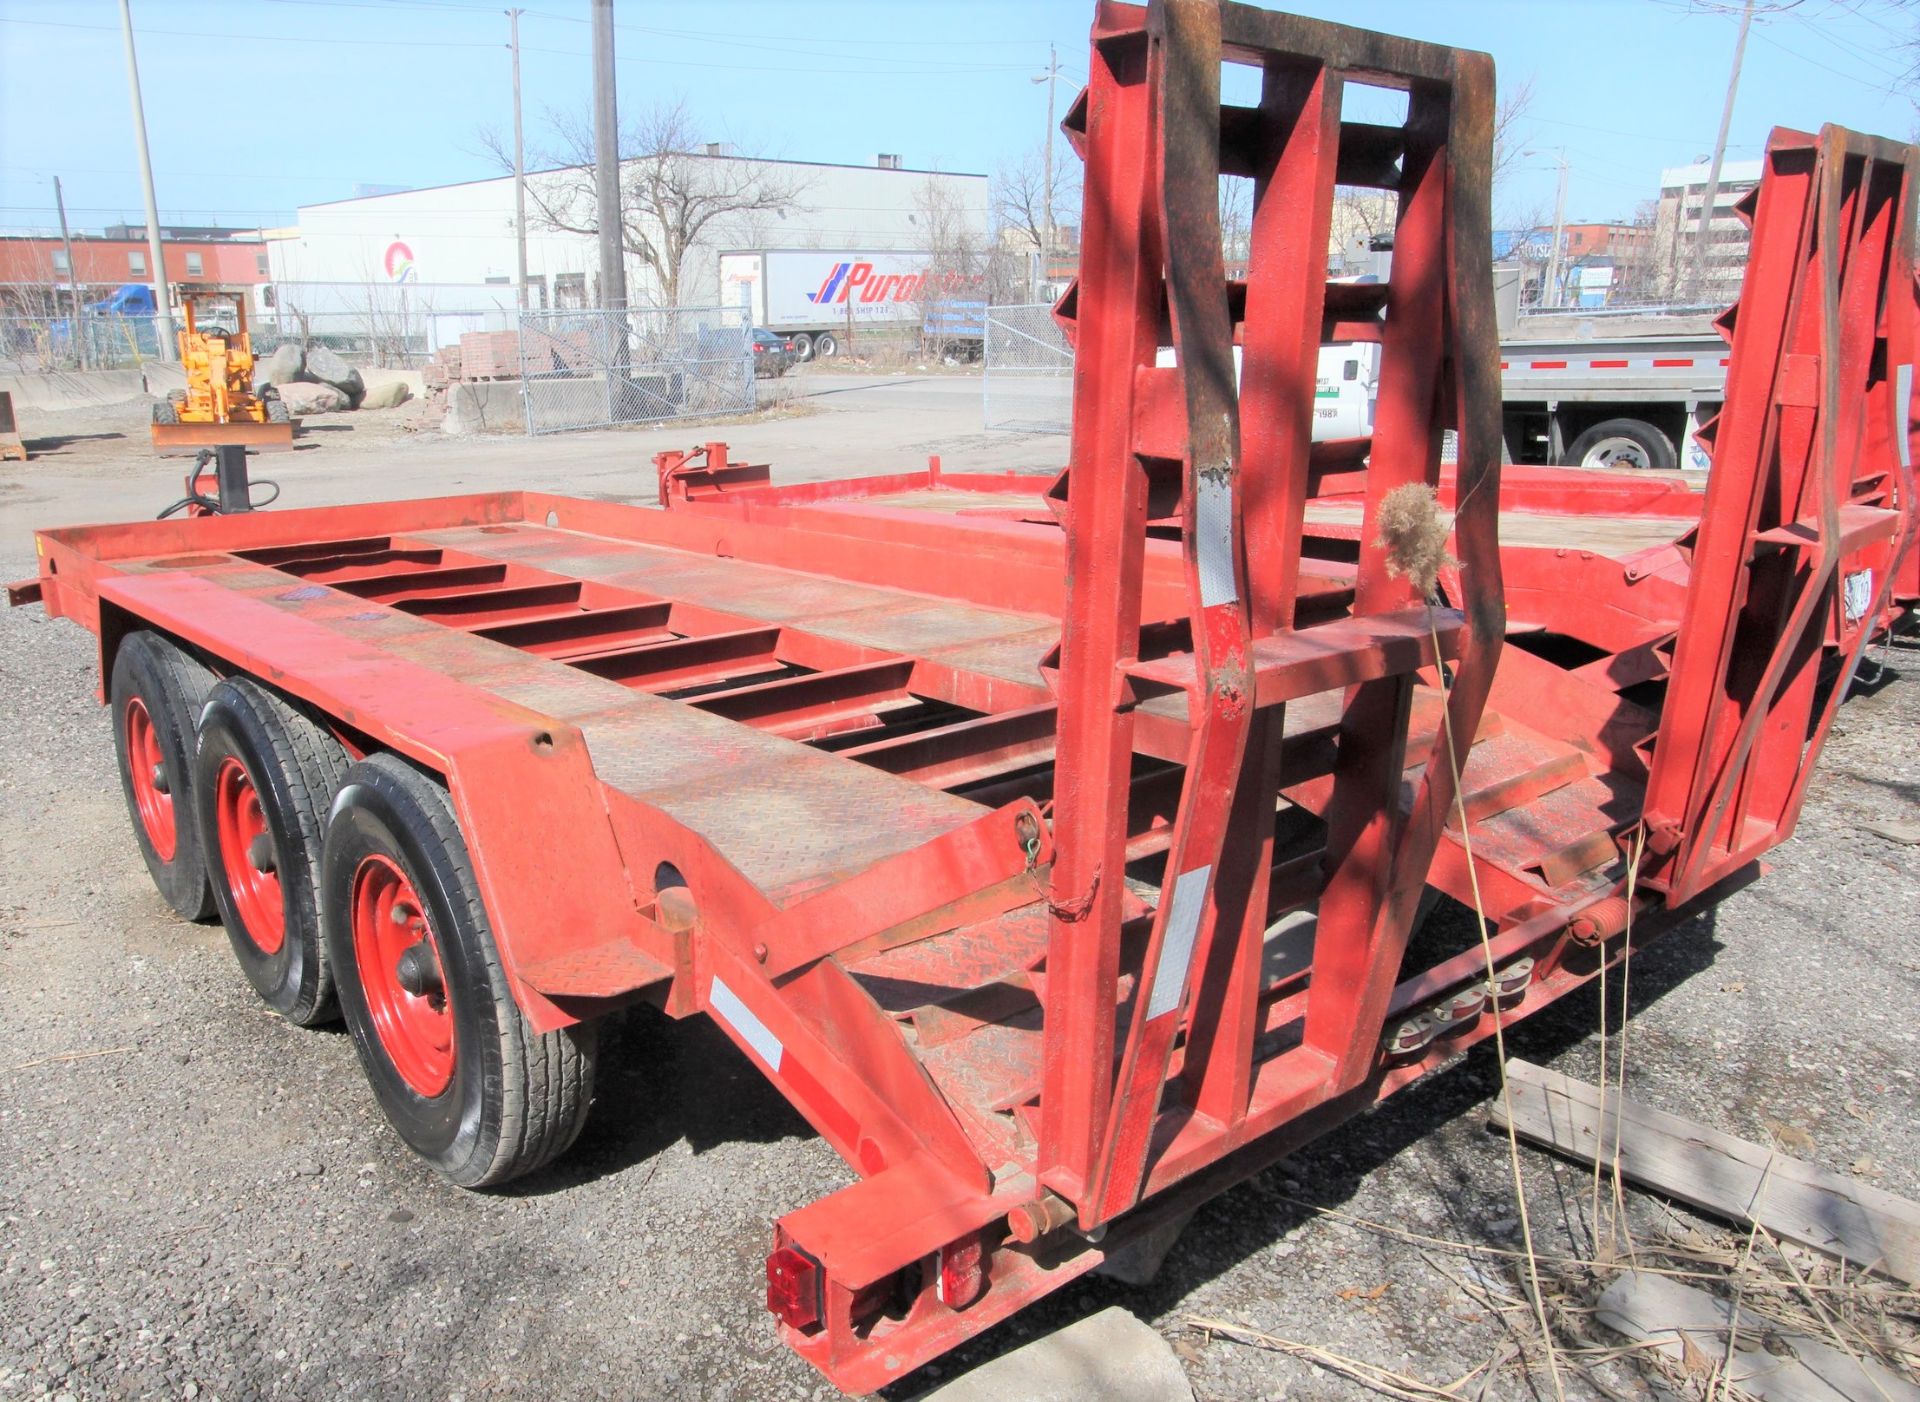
(1, 377, 1915, 1400)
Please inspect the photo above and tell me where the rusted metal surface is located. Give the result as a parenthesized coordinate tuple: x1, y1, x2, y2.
(16, 3, 1918, 1394)
(1640, 126, 1918, 902)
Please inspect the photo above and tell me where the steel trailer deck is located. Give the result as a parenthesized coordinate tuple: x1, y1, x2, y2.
(14, 2, 1918, 1391)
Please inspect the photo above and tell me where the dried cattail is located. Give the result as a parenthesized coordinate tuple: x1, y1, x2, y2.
(1375, 482, 1459, 599)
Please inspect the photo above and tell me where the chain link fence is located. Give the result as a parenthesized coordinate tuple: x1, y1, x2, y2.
(983, 303, 1072, 434)
(251, 310, 492, 369)
(0, 314, 163, 372)
(518, 306, 752, 435)
(0, 306, 505, 374)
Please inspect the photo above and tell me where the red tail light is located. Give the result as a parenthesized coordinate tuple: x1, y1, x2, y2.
(767, 1245, 823, 1331)
(936, 1234, 986, 1309)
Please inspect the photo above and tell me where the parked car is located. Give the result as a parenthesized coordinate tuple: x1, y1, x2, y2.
(749, 327, 797, 378)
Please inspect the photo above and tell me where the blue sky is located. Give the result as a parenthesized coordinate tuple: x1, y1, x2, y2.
(1, 0, 1915, 237)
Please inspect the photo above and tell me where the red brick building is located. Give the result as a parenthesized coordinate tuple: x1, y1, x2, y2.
(1557, 222, 1654, 262)
(0, 228, 269, 307)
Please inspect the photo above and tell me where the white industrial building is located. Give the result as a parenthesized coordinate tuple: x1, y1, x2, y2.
(264, 150, 990, 313)
(1651, 157, 1764, 304)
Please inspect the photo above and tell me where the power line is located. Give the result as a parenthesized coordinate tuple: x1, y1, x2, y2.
(0, 15, 504, 49)
(1749, 23, 1904, 87)
(0, 15, 1037, 72)
(1528, 113, 1761, 149)
(0, 14, 1040, 74)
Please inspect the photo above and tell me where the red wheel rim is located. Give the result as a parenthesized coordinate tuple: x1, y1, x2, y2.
(351, 854, 453, 1098)
(213, 757, 284, 954)
(125, 697, 176, 862)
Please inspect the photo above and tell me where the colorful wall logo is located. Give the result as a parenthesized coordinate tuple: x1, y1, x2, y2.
(384, 240, 416, 283)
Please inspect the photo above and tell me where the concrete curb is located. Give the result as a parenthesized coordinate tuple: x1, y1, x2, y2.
(0, 368, 150, 411)
(912, 1307, 1194, 1402)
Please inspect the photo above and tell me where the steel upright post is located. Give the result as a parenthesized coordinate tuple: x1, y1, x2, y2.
(591, 0, 626, 312)
(53, 177, 86, 371)
(118, 0, 174, 360)
(510, 8, 530, 311)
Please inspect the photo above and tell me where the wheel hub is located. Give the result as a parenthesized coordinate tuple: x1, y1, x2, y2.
(394, 940, 444, 999)
(124, 697, 177, 863)
(350, 855, 454, 1098)
(213, 757, 285, 955)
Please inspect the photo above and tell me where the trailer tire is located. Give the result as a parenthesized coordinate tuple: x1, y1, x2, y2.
(789, 332, 813, 362)
(322, 754, 596, 1188)
(1565, 418, 1676, 471)
(110, 631, 215, 921)
(812, 331, 838, 358)
(194, 678, 349, 1026)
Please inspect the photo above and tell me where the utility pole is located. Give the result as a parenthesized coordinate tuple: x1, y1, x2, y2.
(590, 0, 626, 311)
(53, 177, 86, 371)
(508, 8, 529, 311)
(1691, 0, 1754, 298)
(1033, 44, 1061, 264)
(118, 0, 174, 359)
(1543, 151, 1569, 309)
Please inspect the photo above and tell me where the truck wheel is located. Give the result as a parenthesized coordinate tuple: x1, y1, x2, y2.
(322, 754, 597, 1188)
(194, 678, 349, 1026)
(788, 332, 814, 362)
(265, 397, 290, 425)
(812, 331, 838, 358)
(1566, 418, 1675, 471)
(152, 401, 178, 426)
(110, 632, 215, 920)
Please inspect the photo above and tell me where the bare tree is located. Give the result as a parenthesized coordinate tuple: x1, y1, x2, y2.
(480, 100, 811, 308)
(914, 174, 990, 353)
(1315, 77, 1531, 276)
(993, 142, 1081, 257)
(1220, 175, 1252, 272)
(1610, 198, 1663, 305)
(0, 243, 87, 371)
(1491, 75, 1537, 195)
(1500, 201, 1556, 307)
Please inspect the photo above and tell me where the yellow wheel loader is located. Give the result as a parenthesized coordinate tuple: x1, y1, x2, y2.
(150, 291, 294, 453)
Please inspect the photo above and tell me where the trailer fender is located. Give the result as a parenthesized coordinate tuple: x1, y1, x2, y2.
(92, 570, 663, 1034)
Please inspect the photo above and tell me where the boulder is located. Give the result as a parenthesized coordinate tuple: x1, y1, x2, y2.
(254, 342, 303, 389)
(303, 345, 365, 404)
(357, 378, 411, 410)
(275, 380, 351, 415)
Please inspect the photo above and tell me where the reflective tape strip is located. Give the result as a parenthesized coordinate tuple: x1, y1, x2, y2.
(1144, 865, 1212, 1020)
(710, 975, 784, 1072)
(1897, 363, 1912, 470)
(1194, 473, 1238, 608)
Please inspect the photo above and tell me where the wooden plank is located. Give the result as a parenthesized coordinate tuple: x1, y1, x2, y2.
(1596, 1270, 1920, 1402)
(1491, 1059, 1920, 1284)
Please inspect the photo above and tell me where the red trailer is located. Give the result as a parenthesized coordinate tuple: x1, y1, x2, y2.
(10, 3, 1916, 1391)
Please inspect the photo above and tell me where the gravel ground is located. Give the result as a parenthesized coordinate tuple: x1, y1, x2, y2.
(1, 384, 1916, 1399)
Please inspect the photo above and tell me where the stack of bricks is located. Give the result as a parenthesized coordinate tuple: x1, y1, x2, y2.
(456, 331, 522, 380)
(422, 343, 462, 391)
(518, 327, 593, 375)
